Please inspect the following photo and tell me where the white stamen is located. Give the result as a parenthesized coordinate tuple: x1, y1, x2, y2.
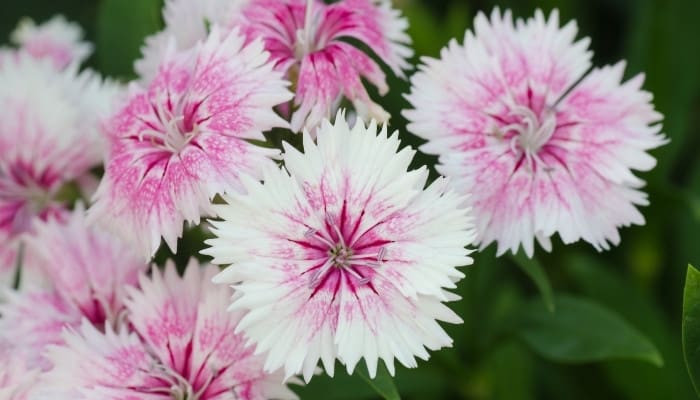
(305, 219, 387, 288)
(294, 0, 316, 59)
(500, 105, 557, 170)
(377, 247, 387, 262)
(344, 267, 370, 285)
(348, 260, 381, 269)
(512, 105, 557, 155)
(304, 227, 335, 248)
(326, 212, 346, 247)
(141, 363, 194, 399)
(136, 98, 199, 154)
(308, 259, 334, 288)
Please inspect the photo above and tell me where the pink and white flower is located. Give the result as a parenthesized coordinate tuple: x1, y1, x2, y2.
(0, 53, 117, 284)
(0, 291, 84, 371)
(231, 0, 412, 132)
(89, 27, 292, 259)
(403, 8, 666, 257)
(135, 0, 237, 82)
(0, 207, 146, 370)
(39, 262, 298, 400)
(204, 112, 475, 381)
(11, 15, 92, 69)
(21, 205, 146, 302)
(0, 339, 41, 400)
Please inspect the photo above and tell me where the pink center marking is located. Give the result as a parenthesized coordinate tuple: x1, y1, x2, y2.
(299, 204, 389, 293)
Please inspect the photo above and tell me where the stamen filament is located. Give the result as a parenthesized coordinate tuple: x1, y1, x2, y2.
(344, 267, 370, 285)
(501, 105, 558, 169)
(308, 259, 334, 288)
(304, 228, 335, 248)
(326, 212, 346, 247)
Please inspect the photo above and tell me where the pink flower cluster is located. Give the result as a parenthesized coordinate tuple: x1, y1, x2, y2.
(0, 16, 116, 288)
(0, 1, 666, 398)
(0, 208, 296, 398)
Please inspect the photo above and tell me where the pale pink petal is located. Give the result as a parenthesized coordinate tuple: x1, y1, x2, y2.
(324, 0, 411, 77)
(21, 205, 147, 312)
(40, 261, 297, 399)
(0, 339, 42, 400)
(0, 53, 118, 273)
(0, 290, 82, 370)
(0, 207, 146, 370)
(11, 15, 92, 69)
(232, 0, 412, 132)
(39, 322, 163, 400)
(135, 0, 239, 82)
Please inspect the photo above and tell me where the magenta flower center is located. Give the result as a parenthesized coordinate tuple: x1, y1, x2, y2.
(301, 211, 388, 290)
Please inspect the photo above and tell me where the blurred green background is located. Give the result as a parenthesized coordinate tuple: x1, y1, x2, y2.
(3, 0, 700, 399)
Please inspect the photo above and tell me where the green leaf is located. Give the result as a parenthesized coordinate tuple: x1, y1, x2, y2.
(565, 253, 695, 400)
(511, 253, 555, 312)
(516, 295, 663, 366)
(96, 0, 163, 78)
(683, 264, 700, 397)
(356, 363, 401, 400)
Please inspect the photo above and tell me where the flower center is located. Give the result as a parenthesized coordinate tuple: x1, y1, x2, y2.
(2, 162, 64, 234)
(140, 361, 216, 400)
(138, 100, 200, 154)
(303, 213, 387, 289)
(25, 185, 51, 214)
(329, 244, 353, 268)
(499, 105, 557, 170)
(162, 115, 199, 153)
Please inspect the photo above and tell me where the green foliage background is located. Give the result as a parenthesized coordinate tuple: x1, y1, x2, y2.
(3, 0, 700, 399)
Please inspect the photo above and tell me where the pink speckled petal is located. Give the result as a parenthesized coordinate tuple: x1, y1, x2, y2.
(91, 27, 291, 258)
(22, 206, 146, 319)
(41, 322, 163, 400)
(404, 8, 665, 256)
(0, 291, 82, 371)
(232, 0, 411, 131)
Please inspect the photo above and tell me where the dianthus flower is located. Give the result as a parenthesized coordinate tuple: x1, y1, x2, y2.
(39, 262, 298, 400)
(204, 112, 475, 381)
(403, 9, 666, 256)
(90, 27, 292, 259)
(0, 53, 116, 284)
(0, 207, 146, 370)
(232, 0, 412, 132)
(11, 15, 92, 69)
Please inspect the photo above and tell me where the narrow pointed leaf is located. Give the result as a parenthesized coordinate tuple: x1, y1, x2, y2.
(683, 264, 700, 397)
